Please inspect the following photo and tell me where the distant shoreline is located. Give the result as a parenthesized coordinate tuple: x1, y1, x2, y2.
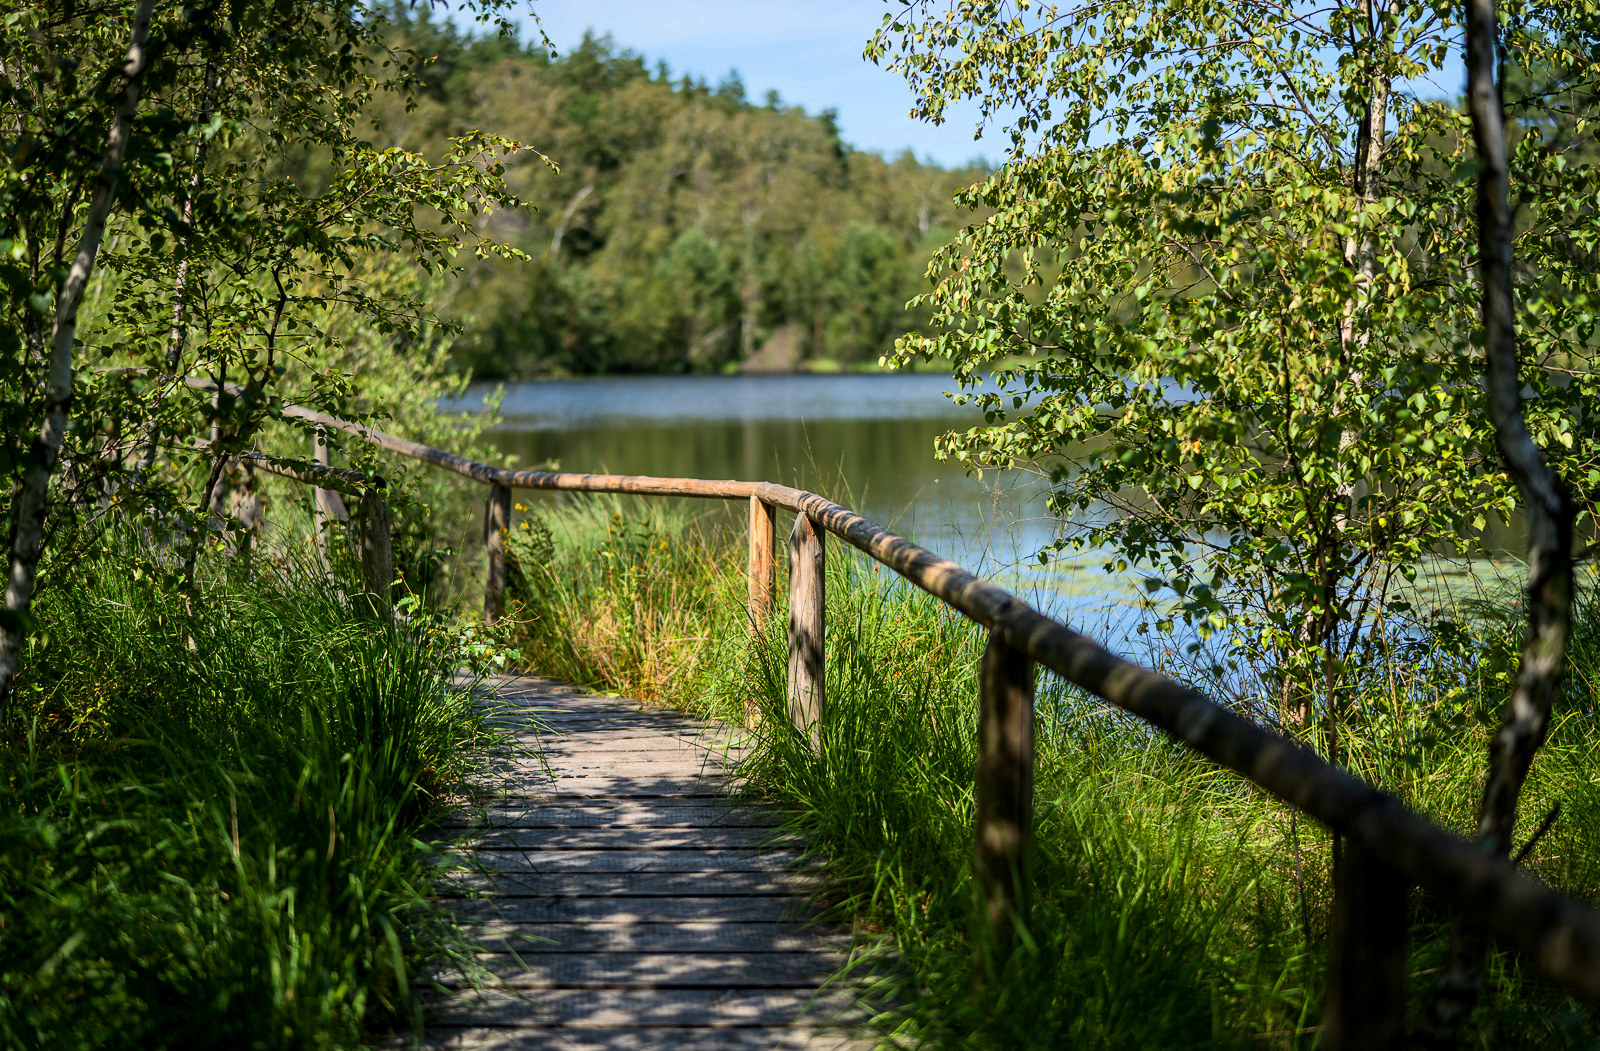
(460, 357, 962, 384)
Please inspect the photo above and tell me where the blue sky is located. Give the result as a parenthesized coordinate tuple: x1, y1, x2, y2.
(516, 1, 1006, 168)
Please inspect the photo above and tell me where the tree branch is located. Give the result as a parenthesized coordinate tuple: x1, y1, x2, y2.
(0, 0, 159, 723)
(1423, 0, 1576, 1042)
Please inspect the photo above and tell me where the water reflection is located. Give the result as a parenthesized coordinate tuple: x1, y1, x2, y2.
(449, 373, 1148, 636)
(449, 372, 1513, 649)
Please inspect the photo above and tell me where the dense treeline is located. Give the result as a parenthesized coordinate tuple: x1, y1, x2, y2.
(0, 2, 521, 1043)
(379, 15, 985, 376)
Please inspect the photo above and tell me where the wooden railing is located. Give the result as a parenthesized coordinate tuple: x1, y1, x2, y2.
(164, 374, 1600, 1048)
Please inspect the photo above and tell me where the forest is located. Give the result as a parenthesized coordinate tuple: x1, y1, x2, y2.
(2, 0, 1599, 1048)
(382, 14, 986, 377)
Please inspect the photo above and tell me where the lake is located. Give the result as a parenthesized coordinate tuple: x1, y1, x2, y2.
(449, 372, 1153, 638)
(450, 372, 1515, 649)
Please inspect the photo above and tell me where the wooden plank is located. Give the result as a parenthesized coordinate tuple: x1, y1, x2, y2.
(536, 758, 729, 774)
(494, 730, 713, 744)
(464, 828, 801, 850)
(470, 774, 726, 792)
(426, 1024, 867, 1050)
(437, 804, 784, 829)
(507, 719, 716, 735)
(534, 763, 739, 778)
(504, 730, 738, 748)
(504, 702, 708, 718)
(523, 773, 732, 789)
(453, 849, 803, 874)
(451, 922, 846, 955)
(423, 987, 868, 1028)
(444, 895, 807, 924)
(483, 782, 730, 800)
(433, 951, 839, 989)
(539, 740, 735, 755)
(432, 871, 811, 898)
(444, 796, 769, 811)
(514, 740, 719, 755)
(496, 713, 681, 728)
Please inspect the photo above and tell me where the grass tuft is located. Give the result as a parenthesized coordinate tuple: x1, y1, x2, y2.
(501, 503, 1600, 1048)
(0, 539, 492, 1050)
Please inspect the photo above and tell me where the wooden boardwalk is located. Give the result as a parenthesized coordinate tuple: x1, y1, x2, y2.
(426, 675, 873, 1050)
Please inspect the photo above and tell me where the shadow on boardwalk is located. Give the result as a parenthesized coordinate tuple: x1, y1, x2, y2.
(422, 674, 883, 1051)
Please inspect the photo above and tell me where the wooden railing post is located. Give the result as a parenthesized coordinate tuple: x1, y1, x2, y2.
(484, 482, 511, 626)
(786, 512, 824, 746)
(310, 426, 348, 567)
(974, 629, 1036, 959)
(229, 460, 261, 563)
(746, 496, 777, 726)
(1319, 840, 1409, 1050)
(355, 487, 392, 616)
(748, 497, 778, 630)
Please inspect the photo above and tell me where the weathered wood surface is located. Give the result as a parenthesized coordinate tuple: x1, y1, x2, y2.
(427, 675, 875, 1050)
(747, 496, 777, 634)
(129, 368, 1600, 1002)
(356, 488, 391, 613)
(786, 514, 825, 746)
(746, 496, 778, 727)
(484, 483, 511, 626)
(311, 427, 349, 526)
(429, 1027, 859, 1051)
(1320, 841, 1410, 1050)
(974, 630, 1035, 954)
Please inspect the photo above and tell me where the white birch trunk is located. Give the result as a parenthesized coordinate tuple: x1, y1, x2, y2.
(1423, 1, 1575, 1041)
(0, 0, 158, 718)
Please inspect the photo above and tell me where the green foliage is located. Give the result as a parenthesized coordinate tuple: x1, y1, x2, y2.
(868, 1, 1600, 711)
(502, 498, 749, 707)
(0, 541, 493, 1049)
(508, 507, 1600, 1046)
(0, 0, 530, 588)
(742, 568, 1600, 1048)
(377, 23, 988, 376)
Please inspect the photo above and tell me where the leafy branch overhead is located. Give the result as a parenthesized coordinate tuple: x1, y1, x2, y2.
(0, 0, 541, 712)
(872, 0, 1600, 721)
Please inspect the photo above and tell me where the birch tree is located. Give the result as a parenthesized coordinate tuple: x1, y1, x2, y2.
(1423, 0, 1580, 1039)
(870, 1, 1600, 728)
(0, 0, 535, 722)
(0, 0, 157, 719)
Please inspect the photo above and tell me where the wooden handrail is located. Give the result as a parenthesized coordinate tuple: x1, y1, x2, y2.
(236, 450, 384, 496)
(109, 368, 1600, 1016)
(309, 415, 1600, 1004)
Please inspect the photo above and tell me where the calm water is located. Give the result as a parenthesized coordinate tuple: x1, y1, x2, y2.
(449, 373, 1149, 635)
(449, 372, 1512, 644)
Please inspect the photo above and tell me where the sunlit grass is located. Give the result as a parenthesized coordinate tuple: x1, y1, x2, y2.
(0, 538, 493, 1050)
(501, 503, 1600, 1048)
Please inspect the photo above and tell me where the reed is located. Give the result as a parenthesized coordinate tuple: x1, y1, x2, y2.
(501, 503, 1600, 1048)
(0, 538, 494, 1049)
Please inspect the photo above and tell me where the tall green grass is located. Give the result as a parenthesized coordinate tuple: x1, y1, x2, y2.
(505, 497, 750, 714)
(0, 541, 493, 1049)
(503, 501, 1600, 1048)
